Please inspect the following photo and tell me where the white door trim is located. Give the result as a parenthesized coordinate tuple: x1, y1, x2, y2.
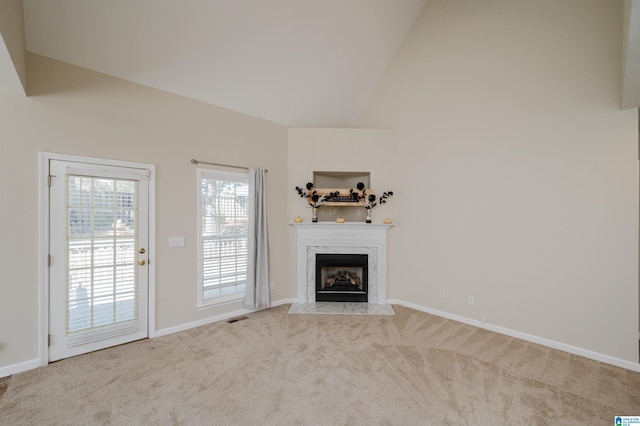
(39, 152, 157, 366)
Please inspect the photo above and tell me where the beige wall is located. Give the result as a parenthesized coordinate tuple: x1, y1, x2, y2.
(0, 54, 289, 369)
(287, 128, 399, 222)
(357, 0, 639, 362)
(0, 0, 27, 95)
(287, 128, 401, 300)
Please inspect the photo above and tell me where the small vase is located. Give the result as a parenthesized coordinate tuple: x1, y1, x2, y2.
(366, 209, 372, 223)
(312, 207, 318, 223)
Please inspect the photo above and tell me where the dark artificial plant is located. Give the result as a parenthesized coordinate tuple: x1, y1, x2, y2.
(350, 182, 394, 210)
(295, 182, 338, 208)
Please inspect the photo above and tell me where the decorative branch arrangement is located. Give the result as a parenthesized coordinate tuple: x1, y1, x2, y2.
(350, 182, 394, 210)
(294, 182, 338, 208)
(294, 181, 393, 223)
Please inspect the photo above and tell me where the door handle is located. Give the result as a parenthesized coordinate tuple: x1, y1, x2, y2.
(139, 248, 146, 254)
(138, 260, 146, 266)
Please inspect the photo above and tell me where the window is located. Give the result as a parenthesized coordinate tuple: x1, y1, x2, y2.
(198, 168, 249, 306)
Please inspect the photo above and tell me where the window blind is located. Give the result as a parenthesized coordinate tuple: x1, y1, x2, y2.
(199, 169, 249, 304)
(66, 175, 139, 343)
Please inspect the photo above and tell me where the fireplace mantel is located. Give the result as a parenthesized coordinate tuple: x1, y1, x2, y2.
(291, 222, 393, 230)
(291, 222, 392, 304)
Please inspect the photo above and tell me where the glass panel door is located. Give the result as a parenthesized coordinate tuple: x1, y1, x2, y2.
(49, 160, 149, 361)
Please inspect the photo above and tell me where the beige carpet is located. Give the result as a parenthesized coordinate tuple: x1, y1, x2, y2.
(1, 304, 638, 425)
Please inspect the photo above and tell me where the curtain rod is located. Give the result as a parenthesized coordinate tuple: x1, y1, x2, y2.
(190, 159, 268, 172)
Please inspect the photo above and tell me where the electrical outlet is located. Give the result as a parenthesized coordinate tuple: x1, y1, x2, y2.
(439, 291, 445, 299)
(468, 295, 474, 305)
(270, 281, 275, 290)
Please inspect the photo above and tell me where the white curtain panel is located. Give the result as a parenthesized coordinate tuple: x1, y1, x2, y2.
(245, 168, 271, 310)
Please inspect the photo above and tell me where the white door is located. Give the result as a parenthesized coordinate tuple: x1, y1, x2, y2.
(48, 159, 149, 361)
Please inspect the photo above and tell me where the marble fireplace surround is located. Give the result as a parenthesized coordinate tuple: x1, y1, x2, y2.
(291, 222, 392, 304)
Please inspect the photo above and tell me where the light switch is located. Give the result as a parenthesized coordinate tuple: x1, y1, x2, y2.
(169, 237, 185, 247)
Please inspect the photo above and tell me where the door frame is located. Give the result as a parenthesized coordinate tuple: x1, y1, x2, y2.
(39, 152, 156, 366)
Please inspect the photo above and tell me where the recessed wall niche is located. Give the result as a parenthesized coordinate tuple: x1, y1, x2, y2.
(313, 171, 370, 189)
(313, 171, 370, 222)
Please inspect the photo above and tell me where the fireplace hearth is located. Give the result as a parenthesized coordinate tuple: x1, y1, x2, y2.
(316, 254, 368, 302)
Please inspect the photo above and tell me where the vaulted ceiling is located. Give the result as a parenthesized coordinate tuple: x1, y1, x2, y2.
(18, 0, 426, 127)
(1, 0, 640, 127)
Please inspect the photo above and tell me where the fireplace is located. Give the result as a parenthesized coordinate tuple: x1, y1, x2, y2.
(291, 222, 392, 305)
(316, 254, 368, 302)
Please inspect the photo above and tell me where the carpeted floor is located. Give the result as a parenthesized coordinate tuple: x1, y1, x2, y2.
(0, 304, 639, 425)
(0, 376, 8, 400)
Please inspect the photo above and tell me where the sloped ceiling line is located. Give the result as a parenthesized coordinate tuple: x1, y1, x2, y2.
(4, 1, 640, 118)
(20, 0, 427, 127)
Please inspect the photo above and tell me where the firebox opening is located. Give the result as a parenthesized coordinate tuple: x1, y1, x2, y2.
(316, 254, 368, 302)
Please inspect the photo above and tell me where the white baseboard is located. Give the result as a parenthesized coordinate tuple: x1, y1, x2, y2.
(0, 358, 41, 379)
(389, 299, 640, 373)
(389, 299, 485, 329)
(154, 298, 296, 338)
(4, 298, 636, 377)
(155, 308, 254, 337)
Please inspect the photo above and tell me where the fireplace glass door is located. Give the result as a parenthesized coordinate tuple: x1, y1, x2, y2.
(316, 254, 368, 302)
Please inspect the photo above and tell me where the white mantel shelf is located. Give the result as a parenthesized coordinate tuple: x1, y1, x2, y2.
(291, 221, 393, 305)
(290, 222, 393, 229)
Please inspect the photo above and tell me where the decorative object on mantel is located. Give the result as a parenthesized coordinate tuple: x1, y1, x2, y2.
(383, 218, 393, 224)
(294, 216, 303, 223)
(350, 182, 394, 223)
(295, 183, 339, 222)
(336, 217, 345, 223)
